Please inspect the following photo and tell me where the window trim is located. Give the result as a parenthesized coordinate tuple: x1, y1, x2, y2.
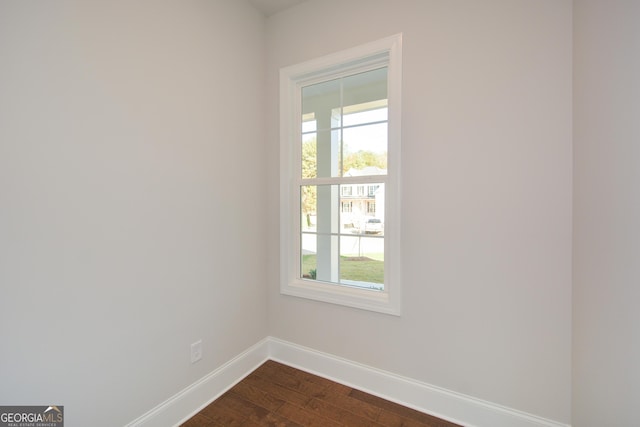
(279, 34, 402, 315)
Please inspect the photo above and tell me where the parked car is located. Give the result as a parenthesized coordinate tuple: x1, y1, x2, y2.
(364, 218, 383, 234)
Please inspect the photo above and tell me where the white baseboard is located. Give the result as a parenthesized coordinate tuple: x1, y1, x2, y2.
(124, 338, 270, 427)
(125, 336, 570, 427)
(268, 337, 570, 427)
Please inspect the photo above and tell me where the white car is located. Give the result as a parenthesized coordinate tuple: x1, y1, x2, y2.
(364, 218, 383, 234)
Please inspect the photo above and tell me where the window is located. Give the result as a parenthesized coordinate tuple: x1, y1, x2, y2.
(280, 34, 402, 315)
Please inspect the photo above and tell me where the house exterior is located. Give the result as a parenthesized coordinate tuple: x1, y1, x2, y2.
(340, 166, 385, 230)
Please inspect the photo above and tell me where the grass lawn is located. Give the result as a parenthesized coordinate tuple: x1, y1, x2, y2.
(302, 254, 384, 284)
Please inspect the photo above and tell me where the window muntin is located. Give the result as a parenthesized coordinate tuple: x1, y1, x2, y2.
(280, 34, 402, 315)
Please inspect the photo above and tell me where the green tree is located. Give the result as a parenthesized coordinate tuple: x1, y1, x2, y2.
(301, 139, 317, 179)
(343, 149, 387, 172)
(301, 139, 317, 226)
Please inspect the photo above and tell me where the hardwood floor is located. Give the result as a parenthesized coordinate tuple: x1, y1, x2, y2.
(181, 360, 462, 427)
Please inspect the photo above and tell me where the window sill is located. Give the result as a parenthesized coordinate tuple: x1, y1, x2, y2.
(281, 278, 401, 316)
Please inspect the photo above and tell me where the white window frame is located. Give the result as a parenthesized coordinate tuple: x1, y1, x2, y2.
(279, 34, 402, 315)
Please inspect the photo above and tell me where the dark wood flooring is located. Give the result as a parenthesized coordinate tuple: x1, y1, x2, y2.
(181, 360, 462, 427)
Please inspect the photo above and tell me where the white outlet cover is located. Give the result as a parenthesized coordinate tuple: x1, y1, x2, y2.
(190, 340, 203, 364)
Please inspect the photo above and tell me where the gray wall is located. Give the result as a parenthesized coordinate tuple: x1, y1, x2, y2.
(266, 0, 572, 423)
(573, 1, 640, 425)
(0, 1, 268, 426)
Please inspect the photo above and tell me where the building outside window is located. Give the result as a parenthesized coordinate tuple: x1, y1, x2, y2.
(367, 201, 376, 214)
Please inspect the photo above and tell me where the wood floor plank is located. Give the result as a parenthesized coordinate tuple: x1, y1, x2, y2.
(254, 361, 329, 398)
(180, 413, 215, 427)
(305, 397, 387, 427)
(314, 383, 382, 421)
(231, 380, 286, 412)
(217, 392, 271, 423)
(235, 410, 303, 427)
(197, 400, 247, 427)
(377, 409, 459, 427)
(257, 411, 305, 427)
(181, 360, 463, 427)
(243, 372, 311, 407)
(275, 401, 343, 427)
(325, 381, 353, 396)
(350, 388, 463, 427)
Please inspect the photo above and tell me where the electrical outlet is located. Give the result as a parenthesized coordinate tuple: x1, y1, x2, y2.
(190, 340, 203, 364)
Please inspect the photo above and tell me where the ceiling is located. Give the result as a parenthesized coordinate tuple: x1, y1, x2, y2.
(247, 0, 308, 17)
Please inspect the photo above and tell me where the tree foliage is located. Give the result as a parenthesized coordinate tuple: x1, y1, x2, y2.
(343, 149, 387, 172)
(300, 138, 387, 219)
(301, 140, 317, 222)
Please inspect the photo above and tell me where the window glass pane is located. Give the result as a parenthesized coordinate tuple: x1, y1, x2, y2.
(316, 184, 340, 234)
(300, 184, 338, 244)
(342, 123, 387, 176)
(341, 182, 385, 232)
(330, 107, 342, 129)
(342, 67, 388, 110)
(302, 112, 317, 133)
(301, 184, 339, 282)
(343, 101, 388, 127)
(301, 184, 318, 280)
(301, 185, 317, 230)
(302, 79, 341, 129)
(340, 235, 384, 290)
(314, 235, 339, 283)
(301, 130, 343, 179)
(315, 129, 341, 178)
(301, 134, 317, 179)
(301, 233, 317, 279)
(300, 235, 339, 284)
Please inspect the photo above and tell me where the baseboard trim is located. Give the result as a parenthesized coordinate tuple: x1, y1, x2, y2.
(126, 336, 570, 427)
(125, 338, 270, 427)
(268, 337, 569, 427)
